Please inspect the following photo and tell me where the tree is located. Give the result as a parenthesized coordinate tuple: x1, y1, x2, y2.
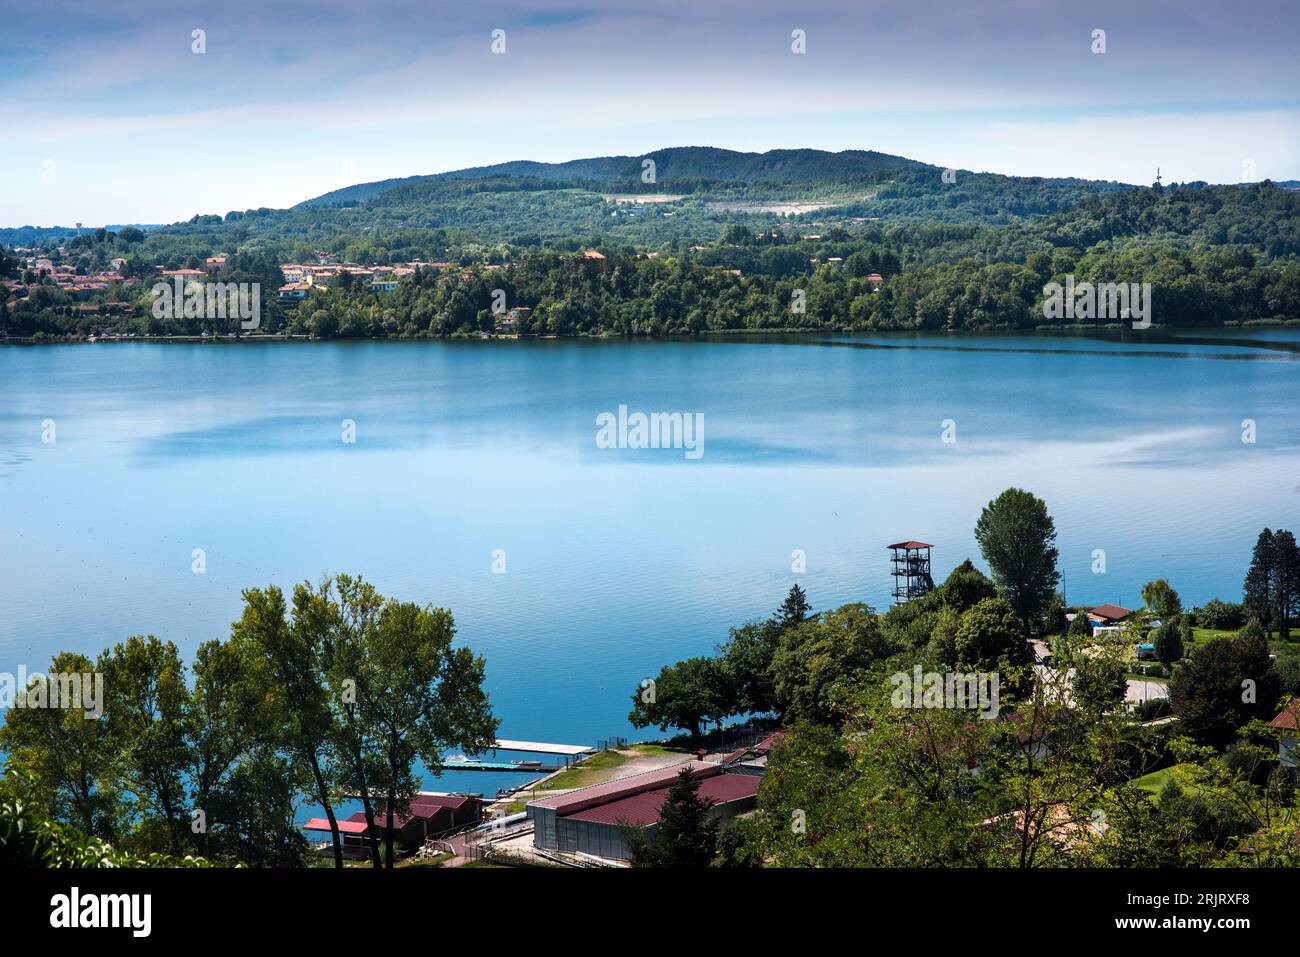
(1271, 530, 1300, 642)
(185, 636, 264, 859)
(624, 768, 718, 867)
(203, 747, 309, 867)
(363, 597, 498, 867)
(954, 597, 1031, 672)
(0, 652, 119, 839)
(1197, 598, 1244, 630)
(234, 583, 346, 868)
(99, 636, 191, 855)
(1243, 529, 1276, 634)
(0, 773, 211, 869)
(1141, 579, 1182, 620)
(718, 620, 781, 715)
(1168, 633, 1280, 748)
(1071, 642, 1128, 716)
(322, 575, 498, 868)
(775, 584, 811, 629)
(629, 656, 729, 745)
(1068, 610, 1093, 641)
(714, 816, 764, 867)
(1154, 614, 1185, 667)
(939, 559, 997, 613)
(973, 488, 1060, 638)
(770, 604, 898, 724)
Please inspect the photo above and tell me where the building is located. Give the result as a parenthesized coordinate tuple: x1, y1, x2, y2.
(528, 761, 760, 863)
(204, 256, 227, 273)
(579, 250, 608, 272)
(278, 283, 309, 299)
(1087, 603, 1133, 629)
(1270, 701, 1300, 768)
(496, 306, 529, 334)
(303, 792, 483, 859)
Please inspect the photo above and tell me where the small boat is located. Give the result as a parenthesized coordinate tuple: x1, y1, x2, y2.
(446, 754, 475, 764)
(511, 759, 543, 767)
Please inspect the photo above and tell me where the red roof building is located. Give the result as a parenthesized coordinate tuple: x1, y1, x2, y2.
(1087, 603, 1133, 625)
(563, 773, 760, 827)
(303, 792, 482, 859)
(529, 761, 760, 862)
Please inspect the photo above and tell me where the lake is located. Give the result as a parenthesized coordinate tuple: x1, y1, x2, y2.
(2, 329, 1299, 801)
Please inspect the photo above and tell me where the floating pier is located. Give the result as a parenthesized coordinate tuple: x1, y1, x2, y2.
(444, 738, 597, 772)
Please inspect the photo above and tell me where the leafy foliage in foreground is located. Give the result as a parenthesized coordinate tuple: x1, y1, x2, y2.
(0, 776, 212, 868)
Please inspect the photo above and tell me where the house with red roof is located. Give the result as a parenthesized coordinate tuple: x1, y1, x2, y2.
(1270, 700, 1300, 769)
(302, 792, 483, 859)
(1086, 603, 1134, 635)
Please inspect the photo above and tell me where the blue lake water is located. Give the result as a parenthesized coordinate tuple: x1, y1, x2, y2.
(2, 329, 1299, 807)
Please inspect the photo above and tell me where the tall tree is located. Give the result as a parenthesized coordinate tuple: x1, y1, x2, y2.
(1271, 530, 1299, 642)
(1243, 529, 1276, 634)
(234, 583, 346, 869)
(624, 768, 719, 867)
(629, 657, 730, 745)
(1168, 633, 1280, 748)
(359, 598, 498, 867)
(775, 584, 811, 629)
(1154, 615, 1185, 668)
(770, 604, 899, 725)
(1141, 579, 1182, 620)
(99, 636, 191, 855)
(718, 620, 781, 715)
(320, 575, 387, 868)
(185, 636, 263, 858)
(323, 575, 497, 868)
(0, 651, 118, 839)
(973, 488, 1060, 638)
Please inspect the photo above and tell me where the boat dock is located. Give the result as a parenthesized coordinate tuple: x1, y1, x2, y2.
(445, 738, 597, 773)
(445, 759, 561, 772)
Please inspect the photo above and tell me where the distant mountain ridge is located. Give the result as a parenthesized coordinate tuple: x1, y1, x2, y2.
(300, 146, 937, 207)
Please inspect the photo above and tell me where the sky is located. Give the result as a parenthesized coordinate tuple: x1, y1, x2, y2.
(1, 0, 1297, 226)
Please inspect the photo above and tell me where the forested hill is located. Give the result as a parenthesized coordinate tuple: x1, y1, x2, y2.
(88, 146, 1136, 257)
(7, 146, 1298, 341)
(300, 146, 937, 207)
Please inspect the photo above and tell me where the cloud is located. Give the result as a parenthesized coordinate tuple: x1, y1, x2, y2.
(1, 0, 1297, 223)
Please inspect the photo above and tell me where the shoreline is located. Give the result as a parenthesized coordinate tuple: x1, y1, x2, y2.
(3, 318, 1299, 346)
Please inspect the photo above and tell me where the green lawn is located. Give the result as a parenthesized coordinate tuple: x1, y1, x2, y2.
(537, 749, 632, 790)
(627, 742, 682, 757)
(1131, 764, 1186, 796)
(533, 741, 689, 792)
(1187, 626, 1298, 657)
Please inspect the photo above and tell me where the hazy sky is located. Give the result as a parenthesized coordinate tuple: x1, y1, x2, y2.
(2, 0, 1297, 225)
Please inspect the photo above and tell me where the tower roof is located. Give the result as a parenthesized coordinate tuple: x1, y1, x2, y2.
(887, 540, 932, 550)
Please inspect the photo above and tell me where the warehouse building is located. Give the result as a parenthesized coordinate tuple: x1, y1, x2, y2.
(527, 761, 760, 863)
